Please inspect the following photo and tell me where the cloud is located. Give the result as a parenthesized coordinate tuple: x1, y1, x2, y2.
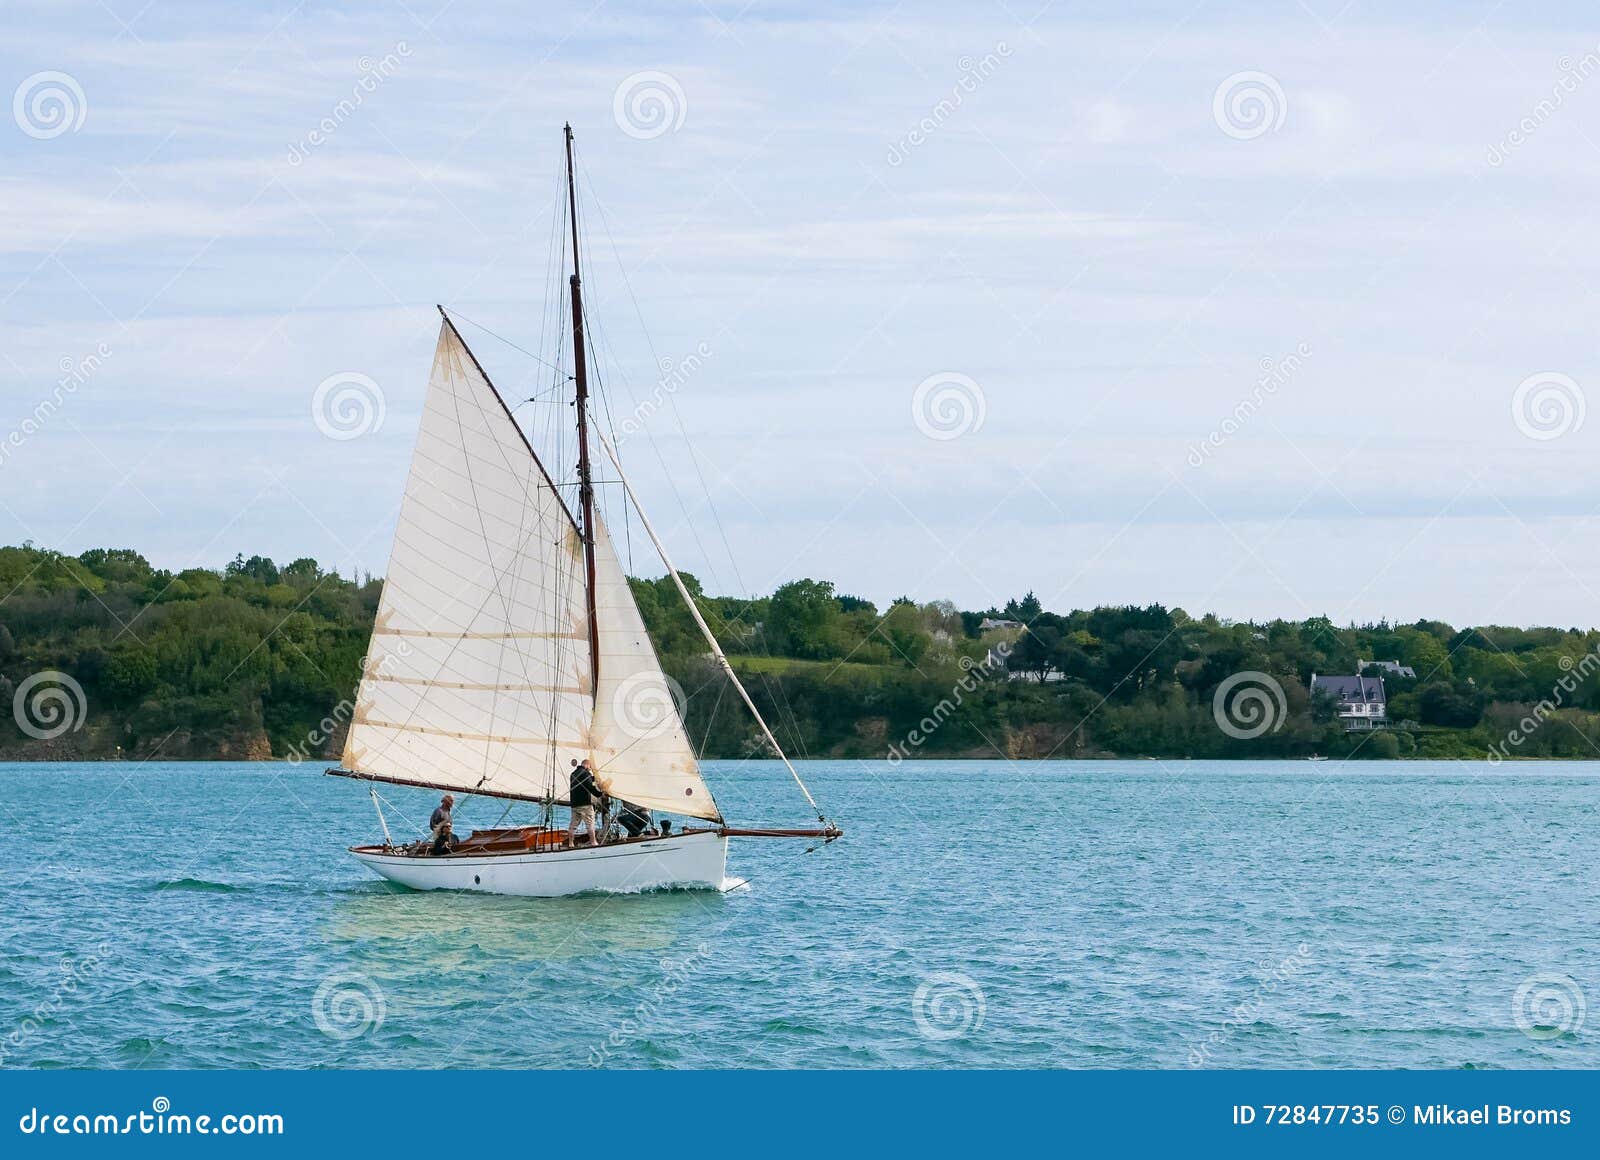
(7, 2, 1600, 626)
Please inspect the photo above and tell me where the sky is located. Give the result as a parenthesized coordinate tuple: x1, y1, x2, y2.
(5, 0, 1600, 627)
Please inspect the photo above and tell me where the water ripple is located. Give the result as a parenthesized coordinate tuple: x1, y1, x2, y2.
(0, 759, 1595, 1069)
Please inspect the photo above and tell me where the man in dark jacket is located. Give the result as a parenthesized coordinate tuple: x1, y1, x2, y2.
(567, 758, 602, 848)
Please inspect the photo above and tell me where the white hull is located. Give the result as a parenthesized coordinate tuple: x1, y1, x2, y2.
(350, 831, 729, 897)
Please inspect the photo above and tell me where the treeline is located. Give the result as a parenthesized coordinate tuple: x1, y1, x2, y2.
(1, 543, 1598, 762)
(0, 546, 377, 759)
(662, 582, 1600, 761)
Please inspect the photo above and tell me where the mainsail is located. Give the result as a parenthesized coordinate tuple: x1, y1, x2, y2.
(340, 317, 719, 818)
(341, 320, 594, 800)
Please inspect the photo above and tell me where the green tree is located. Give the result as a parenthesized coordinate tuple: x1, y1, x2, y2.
(1418, 681, 1482, 728)
(105, 648, 158, 702)
(766, 579, 843, 660)
(880, 599, 929, 667)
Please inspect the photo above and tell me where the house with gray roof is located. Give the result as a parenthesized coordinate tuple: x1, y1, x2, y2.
(1360, 658, 1416, 679)
(1310, 672, 1387, 730)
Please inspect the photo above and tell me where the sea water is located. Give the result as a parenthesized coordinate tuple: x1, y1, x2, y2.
(1, 759, 1593, 1069)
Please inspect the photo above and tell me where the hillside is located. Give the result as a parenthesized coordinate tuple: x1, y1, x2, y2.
(2, 544, 1597, 763)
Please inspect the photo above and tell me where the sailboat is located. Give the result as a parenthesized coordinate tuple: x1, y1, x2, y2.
(326, 125, 840, 896)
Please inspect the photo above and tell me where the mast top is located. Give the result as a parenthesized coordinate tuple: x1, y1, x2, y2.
(564, 123, 582, 285)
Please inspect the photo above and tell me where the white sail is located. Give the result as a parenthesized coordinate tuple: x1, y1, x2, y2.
(336, 127, 838, 903)
(587, 513, 721, 821)
(342, 320, 595, 802)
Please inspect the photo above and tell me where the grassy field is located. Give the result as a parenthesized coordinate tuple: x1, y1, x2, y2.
(726, 654, 902, 679)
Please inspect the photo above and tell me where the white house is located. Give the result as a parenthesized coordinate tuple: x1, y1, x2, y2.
(1310, 673, 1388, 730)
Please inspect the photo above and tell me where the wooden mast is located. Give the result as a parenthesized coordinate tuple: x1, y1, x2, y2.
(564, 123, 602, 691)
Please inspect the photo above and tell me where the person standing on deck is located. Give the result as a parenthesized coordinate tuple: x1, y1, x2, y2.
(567, 758, 602, 848)
(429, 793, 457, 855)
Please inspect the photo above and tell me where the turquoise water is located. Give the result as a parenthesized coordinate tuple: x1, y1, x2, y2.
(1, 759, 1593, 1069)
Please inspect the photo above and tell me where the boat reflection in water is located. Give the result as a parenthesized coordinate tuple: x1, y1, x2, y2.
(325, 877, 732, 963)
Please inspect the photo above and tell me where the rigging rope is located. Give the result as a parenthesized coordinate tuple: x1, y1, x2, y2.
(446, 308, 574, 383)
(573, 154, 733, 597)
(591, 421, 830, 824)
(369, 786, 394, 847)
